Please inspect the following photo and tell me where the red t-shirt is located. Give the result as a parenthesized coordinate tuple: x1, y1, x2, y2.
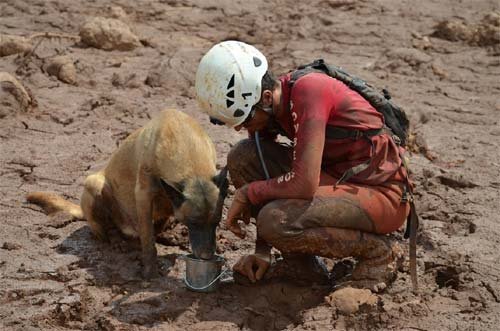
(247, 72, 406, 205)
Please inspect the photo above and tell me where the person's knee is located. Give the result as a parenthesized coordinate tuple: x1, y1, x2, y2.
(227, 139, 256, 168)
(256, 201, 290, 244)
(227, 139, 258, 188)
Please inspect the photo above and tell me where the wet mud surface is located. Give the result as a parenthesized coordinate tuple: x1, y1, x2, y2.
(1, 0, 499, 330)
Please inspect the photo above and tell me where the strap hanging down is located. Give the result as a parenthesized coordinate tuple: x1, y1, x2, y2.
(408, 200, 419, 292)
(334, 159, 371, 188)
(399, 151, 419, 292)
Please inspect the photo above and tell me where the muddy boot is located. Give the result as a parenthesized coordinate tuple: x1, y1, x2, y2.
(337, 240, 404, 292)
(330, 258, 355, 281)
(267, 228, 402, 292)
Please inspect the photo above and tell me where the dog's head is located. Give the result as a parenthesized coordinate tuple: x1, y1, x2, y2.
(161, 168, 228, 260)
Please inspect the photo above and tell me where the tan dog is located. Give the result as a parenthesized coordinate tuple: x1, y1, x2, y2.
(27, 109, 228, 279)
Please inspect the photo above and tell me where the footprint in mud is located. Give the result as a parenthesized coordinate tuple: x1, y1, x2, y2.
(37, 232, 60, 240)
(1, 242, 22, 250)
(426, 264, 462, 290)
(435, 266, 461, 290)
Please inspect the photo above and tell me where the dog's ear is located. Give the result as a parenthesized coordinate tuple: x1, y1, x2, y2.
(160, 179, 185, 208)
(210, 167, 229, 224)
(212, 167, 229, 196)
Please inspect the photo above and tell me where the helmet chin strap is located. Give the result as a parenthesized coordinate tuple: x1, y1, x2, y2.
(254, 102, 275, 118)
(261, 105, 274, 117)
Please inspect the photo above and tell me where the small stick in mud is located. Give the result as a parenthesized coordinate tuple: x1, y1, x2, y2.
(0, 32, 80, 58)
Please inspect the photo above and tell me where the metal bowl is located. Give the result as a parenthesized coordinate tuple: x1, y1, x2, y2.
(180, 254, 225, 293)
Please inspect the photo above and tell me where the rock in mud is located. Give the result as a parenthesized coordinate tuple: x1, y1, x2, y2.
(407, 131, 436, 160)
(79, 17, 140, 51)
(54, 294, 82, 323)
(145, 49, 198, 96)
(155, 222, 189, 249)
(43, 55, 77, 85)
(0, 72, 35, 113)
(432, 12, 500, 47)
(437, 173, 479, 189)
(474, 13, 500, 46)
(0, 34, 31, 57)
(111, 72, 140, 88)
(325, 287, 378, 315)
(108, 6, 128, 20)
(374, 47, 433, 74)
(384, 48, 433, 67)
(2, 242, 22, 250)
(432, 20, 473, 42)
(144, 68, 162, 88)
(431, 61, 448, 79)
(412, 35, 433, 50)
(190, 321, 240, 330)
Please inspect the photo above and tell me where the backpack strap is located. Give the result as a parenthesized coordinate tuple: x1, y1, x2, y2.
(399, 151, 419, 293)
(326, 126, 384, 140)
(327, 126, 389, 187)
(408, 199, 419, 293)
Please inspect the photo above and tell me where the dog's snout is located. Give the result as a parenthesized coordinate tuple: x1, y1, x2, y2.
(188, 223, 217, 260)
(198, 251, 215, 260)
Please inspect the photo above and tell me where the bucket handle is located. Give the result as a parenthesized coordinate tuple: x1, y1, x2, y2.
(183, 267, 229, 291)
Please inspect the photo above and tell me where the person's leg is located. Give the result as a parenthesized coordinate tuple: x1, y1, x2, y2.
(227, 139, 332, 284)
(227, 138, 292, 189)
(228, 139, 409, 288)
(227, 138, 408, 233)
(227, 138, 292, 249)
(270, 178, 410, 235)
(256, 181, 409, 289)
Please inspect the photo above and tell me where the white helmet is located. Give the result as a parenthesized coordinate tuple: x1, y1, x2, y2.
(195, 41, 268, 127)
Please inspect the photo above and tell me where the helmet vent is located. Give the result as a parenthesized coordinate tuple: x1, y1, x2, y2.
(253, 56, 262, 67)
(227, 74, 235, 89)
(226, 74, 236, 108)
(233, 109, 245, 117)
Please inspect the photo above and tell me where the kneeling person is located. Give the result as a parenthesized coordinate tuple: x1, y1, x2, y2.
(195, 41, 411, 289)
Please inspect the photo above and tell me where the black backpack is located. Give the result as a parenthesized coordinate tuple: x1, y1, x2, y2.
(289, 59, 410, 146)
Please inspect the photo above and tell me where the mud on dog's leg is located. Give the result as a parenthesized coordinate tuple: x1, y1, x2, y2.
(135, 163, 158, 279)
(81, 173, 110, 242)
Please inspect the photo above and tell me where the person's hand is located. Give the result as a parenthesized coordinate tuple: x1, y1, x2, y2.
(233, 253, 271, 283)
(226, 185, 251, 238)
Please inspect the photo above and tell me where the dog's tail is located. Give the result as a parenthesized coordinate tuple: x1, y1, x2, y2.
(26, 192, 84, 219)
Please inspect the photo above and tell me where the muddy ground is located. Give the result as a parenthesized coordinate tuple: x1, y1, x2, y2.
(1, 0, 499, 330)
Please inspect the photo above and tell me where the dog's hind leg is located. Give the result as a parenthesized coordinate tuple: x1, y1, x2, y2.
(81, 173, 111, 242)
